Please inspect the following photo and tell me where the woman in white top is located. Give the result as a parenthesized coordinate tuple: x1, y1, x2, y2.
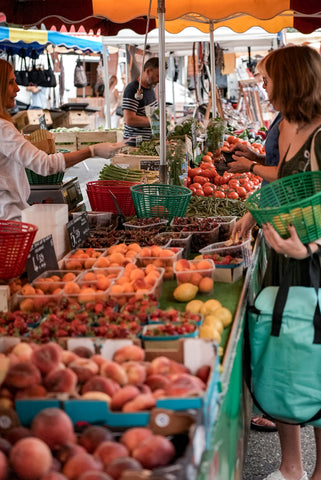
(0, 59, 126, 221)
(108, 75, 120, 128)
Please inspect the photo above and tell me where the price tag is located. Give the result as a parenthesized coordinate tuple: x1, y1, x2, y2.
(26, 235, 58, 282)
(67, 213, 90, 250)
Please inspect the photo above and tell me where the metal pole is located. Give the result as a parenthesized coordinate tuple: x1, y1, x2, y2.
(102, 42, 111, 129)
(209, 21, 216, 118)
(158, 0, 167, 184)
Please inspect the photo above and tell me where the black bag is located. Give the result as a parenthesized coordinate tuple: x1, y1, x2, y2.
(74, 58, 88, 88)
(40, 52, 57, 88)
(28, 59, 47, 86)
(116, 106, 123, 117)
(14, 56, 30, 87)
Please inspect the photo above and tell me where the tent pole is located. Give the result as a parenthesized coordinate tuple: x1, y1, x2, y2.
(102, 43, 111, 129)
(158, 0, 167, 184)
(209, 21, 216, 118)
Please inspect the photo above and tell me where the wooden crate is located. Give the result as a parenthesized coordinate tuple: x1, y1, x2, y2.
(53, 111, 89, 129)
(12, 110, 53, 133)
(52, 132, 77, 152)
(77, 130, 123, 149)
(112, 153, 160, 171)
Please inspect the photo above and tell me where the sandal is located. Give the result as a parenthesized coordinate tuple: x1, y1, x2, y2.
(251, 415, 277, 432)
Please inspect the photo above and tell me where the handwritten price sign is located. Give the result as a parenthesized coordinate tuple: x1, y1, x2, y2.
(67, 213, 90, 250)
(26, 235, 58, 281)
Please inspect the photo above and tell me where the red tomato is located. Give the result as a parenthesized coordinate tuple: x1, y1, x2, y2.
(205, 151, 214, 158)
(189, 167, 202, 178)
(242, 182, 253, 192)
(195, 189, 205, 196)
(184, 176, 192, 187)
(220, 184, 229, 191)
(228, 179, 239, 189)
(193, 176, 210, 185)
(202, 155, 213, 163)
(203, 185, 214, 196)
(191, 182, 202, 189)
(236, 186, 247, 198)
(227, 191, 239, 200)
(200, 162, 213, 170)
(214, 190, 226, 198)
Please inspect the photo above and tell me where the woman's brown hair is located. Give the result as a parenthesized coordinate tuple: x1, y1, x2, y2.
(264, 45, 321, 123)
(0, 59, 14, 122)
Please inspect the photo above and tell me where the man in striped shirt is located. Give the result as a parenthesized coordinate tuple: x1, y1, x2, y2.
(122, 57, 159, 146)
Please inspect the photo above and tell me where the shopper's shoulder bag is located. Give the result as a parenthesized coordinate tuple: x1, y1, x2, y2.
(245, 252, 321, 426)
(40, 52, 57, 88)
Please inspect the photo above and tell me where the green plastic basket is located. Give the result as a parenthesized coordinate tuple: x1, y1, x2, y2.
(25, 169, 65, 185)
(245, 170, 321, 243)
(130, 184, 192, 220)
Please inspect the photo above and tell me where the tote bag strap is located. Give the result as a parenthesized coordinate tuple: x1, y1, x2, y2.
(271, 254, 321, 343)
(310, 126, 321, 171)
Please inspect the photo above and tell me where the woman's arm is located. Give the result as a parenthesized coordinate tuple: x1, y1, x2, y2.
(62, 141, 126, 168)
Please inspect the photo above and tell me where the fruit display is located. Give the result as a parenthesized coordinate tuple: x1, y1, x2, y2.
(174, 259, 215, 293)
(136, 245, 183, 280)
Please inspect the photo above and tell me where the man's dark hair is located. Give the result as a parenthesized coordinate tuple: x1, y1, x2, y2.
(143, 57, 159, 71)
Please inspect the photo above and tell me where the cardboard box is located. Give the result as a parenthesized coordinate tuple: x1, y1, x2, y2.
(12, 110, 53, 133)
(53, 111, 89, 128)
(112, 153, 160, 171)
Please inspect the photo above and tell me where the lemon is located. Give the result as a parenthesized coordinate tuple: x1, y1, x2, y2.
(213, 306, 233, 327)
(199, 324, 221, 342)
(173, 283, 198, 302)
(200, 298, 222, 316)
(203, 315, 224, 334)
(185, 299, 204, 314)
(193, 254, 203, 260)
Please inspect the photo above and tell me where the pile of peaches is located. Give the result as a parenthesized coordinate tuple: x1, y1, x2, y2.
(1, 342, 210, 412)
(174, 258, 215, 293)
(62, 245, 142, 270)
(136, 245, 182, 280)
(0, 407, 180, 480)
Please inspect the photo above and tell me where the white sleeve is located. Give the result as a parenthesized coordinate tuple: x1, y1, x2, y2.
(1, 121, 65, 175)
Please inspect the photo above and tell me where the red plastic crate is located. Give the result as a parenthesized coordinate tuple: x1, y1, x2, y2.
(0, 220, 38, 279)
(86, 180, 137, 216)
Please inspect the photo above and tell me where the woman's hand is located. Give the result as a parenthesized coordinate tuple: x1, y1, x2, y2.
(262, 223, 308, 259)
(93, 140, 127, 158)
(228, 156, 253, 173)
(229, 143, 259, 162)
(232, 212, 256, 241)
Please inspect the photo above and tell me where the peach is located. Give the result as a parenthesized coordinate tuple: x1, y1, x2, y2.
(84, 259, 97, 269)
(71, 346, 93, 359)
(95, 276, 110, 291)
(122, 393, 156, 412)
(4, 362, 41, 389)
(145, 374, 171, 391)
(15, 384, 47, 399)
(31, 343, 62, 375)
(10, 437, 53, 480)
(94, 258, 110, 268)
(63, 453, 103, 480)
(104, 457, 142, 480)
(132, 435, 175, 469)
(81, 376, 120, 397)
(174, 259, 191, 271)
(100, 361, 127, 386)
(196, 364, 211, 384)
(78, 426, 113, 454)
(63, 282, 81, 294)
(94, 442, 128, 468)
(65, 260, 82, 270)
(44, 368, 77, 394)
(196, 259, 213, 270)
(120, 428, 153, 454)
(11, 342, 34, 361)
(19, 298, 35, 313)
(190, 272, 202, 286)
(4, 426, 32, 445)
(110, 385, 140, 412)
(69, 359, 99, 383)
(147, 356, 172, 376)
(121, 362, 146, 386)
(60, 350, 79, 366)
(31, 408, 76, 448)
(165, 373, 205, 397)
(129, 269, 145, 282)
(0, 438, 11, 456)
(78, 473, 112, 480)
(198, 277, 214, 293)
(62, 272, 77, 282)
(0, 451, 7, 480)
(41, 474, 68, 480)
(54, 444, 87, 464)
(21, 284, 36, 295)
(113, 345, 145, 364)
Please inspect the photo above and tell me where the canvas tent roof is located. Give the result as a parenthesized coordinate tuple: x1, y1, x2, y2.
(0, 26, 104, 57)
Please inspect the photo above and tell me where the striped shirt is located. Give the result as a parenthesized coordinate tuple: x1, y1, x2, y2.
(122, 80, 158, 145)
